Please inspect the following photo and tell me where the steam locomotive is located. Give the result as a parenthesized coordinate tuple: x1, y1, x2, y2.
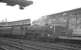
(0, 20, 81, 42)
(0, 23, 73, 42)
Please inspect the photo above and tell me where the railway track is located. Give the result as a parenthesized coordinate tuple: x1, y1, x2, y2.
(0, 38, 81, 50)
(0, 40, 40, 50)
(2, 38, 81, 48)
(0, 45, 21, 50)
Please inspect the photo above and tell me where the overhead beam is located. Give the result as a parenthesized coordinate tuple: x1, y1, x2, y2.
(0, 0, 33, 10)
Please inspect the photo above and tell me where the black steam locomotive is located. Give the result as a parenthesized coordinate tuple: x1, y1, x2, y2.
(0, 24, 73, 42)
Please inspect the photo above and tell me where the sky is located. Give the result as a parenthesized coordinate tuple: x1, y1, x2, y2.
(0, 0, 81, 22)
